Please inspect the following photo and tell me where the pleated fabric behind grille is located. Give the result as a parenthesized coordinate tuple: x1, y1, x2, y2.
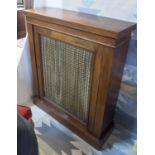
(40, 36, 94, 122)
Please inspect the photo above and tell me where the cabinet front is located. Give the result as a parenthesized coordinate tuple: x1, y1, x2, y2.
(33, 26, 102, 129)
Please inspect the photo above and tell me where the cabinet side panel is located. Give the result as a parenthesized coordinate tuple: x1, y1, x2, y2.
(102, 39, 130, 132)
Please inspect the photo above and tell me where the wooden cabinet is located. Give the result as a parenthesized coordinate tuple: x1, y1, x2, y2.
(24, 7, 136, 149)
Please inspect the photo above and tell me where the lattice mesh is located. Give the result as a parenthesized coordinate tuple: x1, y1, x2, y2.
(40, 36, 93, 122)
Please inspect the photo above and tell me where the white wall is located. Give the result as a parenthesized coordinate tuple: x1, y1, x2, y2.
(42, 0, 137, 22)
(45, 0, 63, 8)
(63, 0, 137, 21)
(34, 0, 45, 8)
(17, 34, 33, 105)
(33, 0, 63, 9)
(33, 0, 136, 22)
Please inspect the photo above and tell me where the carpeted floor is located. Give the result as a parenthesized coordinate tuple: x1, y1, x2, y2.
(31, 105, 136, 155)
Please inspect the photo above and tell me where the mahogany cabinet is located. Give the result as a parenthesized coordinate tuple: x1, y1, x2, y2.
(24, 7, 136, 149)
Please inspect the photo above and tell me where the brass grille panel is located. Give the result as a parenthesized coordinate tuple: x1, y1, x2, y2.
(40, 36, 93, 122)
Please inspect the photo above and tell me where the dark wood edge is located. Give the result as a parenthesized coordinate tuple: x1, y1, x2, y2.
(34, 28, 44, 97)
(33, 97, 114, 150)
(26, 23, 39, 96)
(88, 45, 104, 133)
(93, 46, 114, 137)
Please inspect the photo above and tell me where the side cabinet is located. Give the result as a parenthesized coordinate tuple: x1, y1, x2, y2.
(24, 7, 136, 149)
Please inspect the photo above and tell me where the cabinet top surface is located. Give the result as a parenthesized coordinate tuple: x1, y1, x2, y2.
(24, 7, 136, 39)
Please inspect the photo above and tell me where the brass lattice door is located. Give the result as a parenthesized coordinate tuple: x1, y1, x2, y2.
(40, 36, 93, 122)
(34, 27, 99, 124)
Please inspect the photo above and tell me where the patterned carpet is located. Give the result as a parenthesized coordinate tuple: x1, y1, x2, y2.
(31, 105, 136, 155)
